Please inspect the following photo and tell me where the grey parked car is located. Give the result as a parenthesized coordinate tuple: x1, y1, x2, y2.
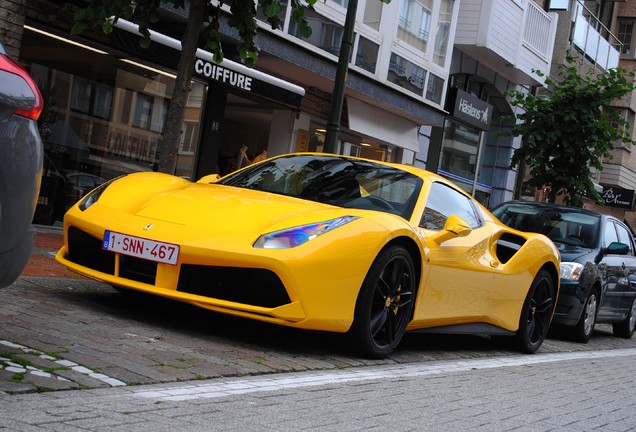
(492, 201, 636, 342)
(0, 39, 44, 287)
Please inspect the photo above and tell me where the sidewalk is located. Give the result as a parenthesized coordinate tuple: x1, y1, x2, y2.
(23, 225, 84, 279)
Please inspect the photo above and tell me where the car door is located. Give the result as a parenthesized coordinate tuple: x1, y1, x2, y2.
(412, 181, 500, 325)
(597, 219, 632, 320)
(613, 221, 636, 313)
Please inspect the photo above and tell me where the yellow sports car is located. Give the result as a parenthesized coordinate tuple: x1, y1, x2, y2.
(56, 153, 560, 358)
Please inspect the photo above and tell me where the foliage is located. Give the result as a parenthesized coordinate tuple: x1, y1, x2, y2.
(71, 0, 317, 67)
(507, 54, 636, 207)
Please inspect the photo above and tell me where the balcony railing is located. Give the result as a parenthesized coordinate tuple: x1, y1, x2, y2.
(571, 0, 621, 70)
(523, 1, 552, 58)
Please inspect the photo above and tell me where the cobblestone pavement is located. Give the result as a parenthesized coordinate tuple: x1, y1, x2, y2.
(1, 226, 636, 396)
(1, 348, 635, 431)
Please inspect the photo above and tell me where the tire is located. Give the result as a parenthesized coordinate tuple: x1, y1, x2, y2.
(515, 269, 555, 354)
(613, 298, 636, 339)
(348, 245, 415, 358)
(571, 289, 598, 343)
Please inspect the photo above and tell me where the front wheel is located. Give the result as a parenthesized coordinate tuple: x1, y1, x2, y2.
(515, 269, 555, 354)
(613, 298, 636, 339)
(348, 245, 416, 358)
(571, 289, 598, 343)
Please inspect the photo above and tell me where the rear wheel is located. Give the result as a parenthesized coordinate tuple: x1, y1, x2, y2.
(613, 298, 636, 339)
(515, 269, 555, 353)
(348, 245, 415, 358)
(571, 290, 598, 343)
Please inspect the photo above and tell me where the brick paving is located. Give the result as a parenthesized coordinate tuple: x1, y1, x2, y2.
(2, 226, 636, 397)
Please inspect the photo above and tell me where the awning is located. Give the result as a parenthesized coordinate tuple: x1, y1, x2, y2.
(112, 19, 305, 109)
(347, 98, 419, 152)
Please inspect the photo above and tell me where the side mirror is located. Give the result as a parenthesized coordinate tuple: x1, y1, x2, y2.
(606, 241, 630, 255)
(430, 214, 472, 245)
(197, 174, 221, 184)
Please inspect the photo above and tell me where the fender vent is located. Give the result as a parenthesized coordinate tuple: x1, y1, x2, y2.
(496, 233, 526, 264)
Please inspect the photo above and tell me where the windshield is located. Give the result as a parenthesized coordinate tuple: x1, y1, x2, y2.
(493, 204, 600, 248)
(219, 155, 423, 220)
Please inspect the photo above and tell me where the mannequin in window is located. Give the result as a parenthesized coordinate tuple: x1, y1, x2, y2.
(236, 144, 251, 170)
(253, 149, 267, 164)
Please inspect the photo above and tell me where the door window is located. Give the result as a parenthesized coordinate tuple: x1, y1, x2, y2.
(420, 182, 481, 230)
(615, 222, 635, 254)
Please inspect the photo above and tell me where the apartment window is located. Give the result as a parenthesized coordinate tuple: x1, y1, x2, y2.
(425, 73, 443, 104)
(256, 0, 289, 27)
(397, 0, 432, 53)
(388, 53, 426, 96)
(363, 0, 383, 31)
(355, 37, 379, 73)
(433, 0, 452, 66)
(618, 19, 635, 55)
(288, 9, 344, 56)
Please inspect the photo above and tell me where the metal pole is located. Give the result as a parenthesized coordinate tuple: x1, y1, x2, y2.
(323, 0, 358, 154)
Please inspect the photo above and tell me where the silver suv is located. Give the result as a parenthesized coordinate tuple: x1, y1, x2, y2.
(0, 39, 44, 287)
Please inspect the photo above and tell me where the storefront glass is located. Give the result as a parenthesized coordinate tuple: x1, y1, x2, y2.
(439, 118, 480, 194)
(21, 27, 205, 225)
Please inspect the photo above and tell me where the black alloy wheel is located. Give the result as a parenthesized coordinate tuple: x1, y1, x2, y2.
(515, 269, 555, 353)
(349, 245, 415, 358)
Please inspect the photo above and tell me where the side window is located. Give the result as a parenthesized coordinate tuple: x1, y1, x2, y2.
(420, 182, 481, 230)
(604, 220, 619, 247)
(615, 222, 635, 255)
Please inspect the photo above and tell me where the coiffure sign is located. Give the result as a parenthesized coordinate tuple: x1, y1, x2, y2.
(194, 59, 253, 91)
(446, 88, 493, 130)
(193, 58, 303, 109)
(602, 187, 635, 210)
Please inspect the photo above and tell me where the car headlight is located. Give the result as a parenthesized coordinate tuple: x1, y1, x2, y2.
(78, 178, 120, 211)
(254, 216, 359, 249)
(561, 262, 584, 280)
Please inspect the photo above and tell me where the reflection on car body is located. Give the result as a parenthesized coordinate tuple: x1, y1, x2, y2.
(56, 153, 560, 357)
(492, 201, 636, 342)
(0, 38, 44, 287)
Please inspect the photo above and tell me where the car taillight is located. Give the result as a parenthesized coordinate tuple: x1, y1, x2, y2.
(0, 53, 43, 121)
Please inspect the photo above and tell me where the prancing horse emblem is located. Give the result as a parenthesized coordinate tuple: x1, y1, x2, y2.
(143, 224, 154, 231)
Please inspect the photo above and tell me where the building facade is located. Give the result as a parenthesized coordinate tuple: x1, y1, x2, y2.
(5, 0, 632, 225)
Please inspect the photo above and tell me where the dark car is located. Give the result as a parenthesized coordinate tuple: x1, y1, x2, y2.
(492, 201, 636, 342)
(0, 39, 44, 287)
(65, 171, 105, 208)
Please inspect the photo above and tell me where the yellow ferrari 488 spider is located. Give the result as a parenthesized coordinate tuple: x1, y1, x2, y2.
(56, 153, 560, 358)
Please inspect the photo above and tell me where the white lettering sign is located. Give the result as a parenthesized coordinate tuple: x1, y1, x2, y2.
(195, 59, 253, 91)
(458, 97, 489, 124)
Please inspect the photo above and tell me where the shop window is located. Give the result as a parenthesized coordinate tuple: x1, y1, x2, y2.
(397, 0, 432, 53)
(440, 118, 480, 184)
(355, 37, 379, 73)
(388, 53, 426, 96)
(70, 76, 113, 120)
(288, 9, 344, 56)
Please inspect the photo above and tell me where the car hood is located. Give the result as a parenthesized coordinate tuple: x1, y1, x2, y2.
(553, 242, 597, 263)
(131, 183, 361, 233)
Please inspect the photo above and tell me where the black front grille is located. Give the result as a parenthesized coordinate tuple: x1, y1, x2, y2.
(120, 254, 157, 285)
(68, 227, 156, 284)
(68, 226, 115, 274)
(177, 265, 290, 308)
